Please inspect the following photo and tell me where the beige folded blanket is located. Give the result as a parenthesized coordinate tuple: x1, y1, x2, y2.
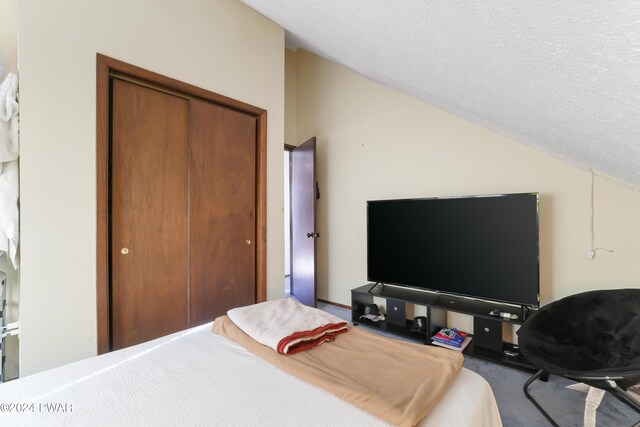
(212, 315, 463, 427)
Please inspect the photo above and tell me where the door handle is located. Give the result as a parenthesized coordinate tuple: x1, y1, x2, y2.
(306, 232, 320, 239)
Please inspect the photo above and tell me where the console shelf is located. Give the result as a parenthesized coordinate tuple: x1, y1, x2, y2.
(354, 316, 433, 344)
(351, 283, 537, 372)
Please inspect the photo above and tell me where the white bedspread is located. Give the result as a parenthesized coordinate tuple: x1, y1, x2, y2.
(0, 325, 502, 426)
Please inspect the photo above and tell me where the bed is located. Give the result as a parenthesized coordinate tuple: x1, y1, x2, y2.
(0, 322, 502, 426)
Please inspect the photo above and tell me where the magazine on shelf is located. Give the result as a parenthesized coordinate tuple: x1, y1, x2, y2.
(432, 327, 468, 346)
(431, 336, 472, 352)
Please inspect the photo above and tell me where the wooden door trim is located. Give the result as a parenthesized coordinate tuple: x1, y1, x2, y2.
(283, 144, 294, 283)
(96, 54, 268, 354)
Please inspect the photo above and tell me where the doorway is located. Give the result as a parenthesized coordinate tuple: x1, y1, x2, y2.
(284, 147, 292, 297)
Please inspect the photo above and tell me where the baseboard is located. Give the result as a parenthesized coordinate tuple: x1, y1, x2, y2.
(317, 298, 351, 310)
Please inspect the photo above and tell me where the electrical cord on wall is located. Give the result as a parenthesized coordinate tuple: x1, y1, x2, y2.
(585, 168, 613, 259)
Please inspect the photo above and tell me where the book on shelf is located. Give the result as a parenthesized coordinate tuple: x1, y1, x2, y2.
(432, 327, 468, 346)
(431, 327, 471, 351)
(432, 336, 472, 352)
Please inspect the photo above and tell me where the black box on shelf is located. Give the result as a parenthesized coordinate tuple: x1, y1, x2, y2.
(473, 316, 503, 352)
(386, 298, 406, 327)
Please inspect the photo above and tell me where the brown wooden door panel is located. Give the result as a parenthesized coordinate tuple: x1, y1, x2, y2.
(97, 55, 268, 354)
(189, 100, 257, 326)
(291, 137, 317, 306)
(111, 80, 190, 350)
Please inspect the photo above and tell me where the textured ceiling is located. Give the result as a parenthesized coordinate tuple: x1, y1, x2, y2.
(240, 0, 640, 189)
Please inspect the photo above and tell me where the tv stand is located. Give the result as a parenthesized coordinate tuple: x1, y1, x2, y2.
(351, 284, 537, 372)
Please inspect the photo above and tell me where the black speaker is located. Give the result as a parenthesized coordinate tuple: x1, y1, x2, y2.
(386, 298, 406, 327)
(473, 317, 503, 352)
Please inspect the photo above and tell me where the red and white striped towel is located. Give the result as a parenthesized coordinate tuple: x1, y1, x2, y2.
(227, 298, 348, 355)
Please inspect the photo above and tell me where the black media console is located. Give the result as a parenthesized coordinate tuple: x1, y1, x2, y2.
(351, 283, 537, 372)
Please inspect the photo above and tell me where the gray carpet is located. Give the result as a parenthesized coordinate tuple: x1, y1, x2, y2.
(318, 302, 639, 427)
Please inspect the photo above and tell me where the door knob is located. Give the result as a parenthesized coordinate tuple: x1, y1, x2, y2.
(246, 240, 251, 245)
(121, 247, 129, 255)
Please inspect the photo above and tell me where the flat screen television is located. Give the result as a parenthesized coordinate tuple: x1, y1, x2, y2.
(367, 193, 540, 307)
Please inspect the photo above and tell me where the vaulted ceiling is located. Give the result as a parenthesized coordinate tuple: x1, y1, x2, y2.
(240, 0, 640, 189)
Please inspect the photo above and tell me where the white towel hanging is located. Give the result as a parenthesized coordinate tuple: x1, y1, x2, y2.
(0, 73, 19, 269)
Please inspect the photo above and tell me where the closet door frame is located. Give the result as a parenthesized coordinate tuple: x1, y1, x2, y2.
(96, 54, 268, 354)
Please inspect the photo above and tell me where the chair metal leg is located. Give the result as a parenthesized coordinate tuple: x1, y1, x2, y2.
(609, 385, 640, 415)
(523, 369, 559, 427)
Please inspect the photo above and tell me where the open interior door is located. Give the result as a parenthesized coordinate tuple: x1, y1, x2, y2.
(290, 137, 317, 306)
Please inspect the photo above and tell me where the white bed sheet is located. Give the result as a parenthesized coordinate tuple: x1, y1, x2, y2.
(0, 324, 502, 426)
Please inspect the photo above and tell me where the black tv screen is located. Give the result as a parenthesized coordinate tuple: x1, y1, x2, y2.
(367, 193, 539, 307)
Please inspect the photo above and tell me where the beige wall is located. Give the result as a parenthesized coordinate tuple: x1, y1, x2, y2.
(0, 0, 17, 78)
(285, 49, 298, 146)
(18, 0, 284, 376)
(291, 49, 640, 333)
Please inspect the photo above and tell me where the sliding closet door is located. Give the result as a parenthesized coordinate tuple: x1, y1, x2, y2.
(189, 100, 257, 326)
(110, 80, 190, 350)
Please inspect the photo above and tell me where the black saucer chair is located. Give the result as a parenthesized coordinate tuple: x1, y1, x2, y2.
(517, 289, 640, 426)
